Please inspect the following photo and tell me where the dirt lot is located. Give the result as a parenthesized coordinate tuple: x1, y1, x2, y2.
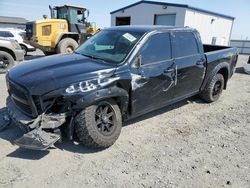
(0, 55, 249, 188)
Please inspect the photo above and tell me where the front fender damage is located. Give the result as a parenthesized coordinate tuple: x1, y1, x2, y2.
(71, 86, 129, 114)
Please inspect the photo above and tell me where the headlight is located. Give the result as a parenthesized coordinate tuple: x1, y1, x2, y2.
(65, 77, 119, 94)
(11, 40, 21, 49)
(65, 80, 98, 94)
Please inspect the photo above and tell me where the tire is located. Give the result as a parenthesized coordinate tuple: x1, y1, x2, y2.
(75, 99, 122, 148)
(20, 45, 27, 56)
(200, 73, 224, 103)
(0, 51, 15, 74)
(56, 38, 79, 54)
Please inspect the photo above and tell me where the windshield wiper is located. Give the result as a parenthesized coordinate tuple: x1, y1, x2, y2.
(76, 52, 116, 64)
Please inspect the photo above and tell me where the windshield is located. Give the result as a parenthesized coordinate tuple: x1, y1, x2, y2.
(75, 30, 145, 63)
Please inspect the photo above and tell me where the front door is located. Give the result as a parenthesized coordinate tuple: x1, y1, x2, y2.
(131, 32, 176, 116)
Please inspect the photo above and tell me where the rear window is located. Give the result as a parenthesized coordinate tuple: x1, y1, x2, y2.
(174, 32, 199, 58)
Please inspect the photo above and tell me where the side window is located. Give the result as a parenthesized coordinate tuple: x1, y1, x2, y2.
(0, 31, 5, 37)
(140, 33, 172, 65)
(5, 31, 14, 37)
(42, 25, 51, 36)
(174, 32, 199, 58)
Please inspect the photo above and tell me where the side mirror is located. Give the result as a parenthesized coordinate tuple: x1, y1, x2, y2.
(133, 55, 142, 68)
(85, 9, 90, 18)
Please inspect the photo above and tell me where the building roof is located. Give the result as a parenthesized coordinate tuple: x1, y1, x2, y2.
(0, 16, 28, 24)
(110, 1, 235, 20)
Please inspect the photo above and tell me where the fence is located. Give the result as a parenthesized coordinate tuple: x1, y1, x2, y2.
(230, 40, 250, 55)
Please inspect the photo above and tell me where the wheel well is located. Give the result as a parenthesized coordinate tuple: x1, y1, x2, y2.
(112, 83, 130, 118)
(58, 34, 79, 45)
(19, 44, 27, 50)
(0, 47, 16, 60)
(218, 67, 229, 89)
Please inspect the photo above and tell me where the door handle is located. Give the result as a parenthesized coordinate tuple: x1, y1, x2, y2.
(164, 68, 174, 73)
(196, 60, 205, 66)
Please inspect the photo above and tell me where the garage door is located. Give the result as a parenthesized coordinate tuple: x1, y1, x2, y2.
(154, 14, 176, 26)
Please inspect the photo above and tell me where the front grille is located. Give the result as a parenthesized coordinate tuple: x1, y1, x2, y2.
(7, 77, 37, 117)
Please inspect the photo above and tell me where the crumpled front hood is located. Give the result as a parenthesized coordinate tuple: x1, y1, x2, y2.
(8, 53, 117, 95)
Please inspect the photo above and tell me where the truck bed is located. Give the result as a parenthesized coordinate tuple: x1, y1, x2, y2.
(203, 44, 231, 53)
(201, 44, 238, 91)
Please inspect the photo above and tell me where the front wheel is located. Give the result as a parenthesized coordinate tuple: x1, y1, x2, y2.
(56, 38, 79, 54)
(75, 99, 122, 148)
(200, 73, 224, 103)
(0, 51, 15, 74)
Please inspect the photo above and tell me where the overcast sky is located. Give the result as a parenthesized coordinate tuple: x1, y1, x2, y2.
(0, 0, 249, 39)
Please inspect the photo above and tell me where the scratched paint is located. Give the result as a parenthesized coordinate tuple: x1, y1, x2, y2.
(131, 73, 148, 90)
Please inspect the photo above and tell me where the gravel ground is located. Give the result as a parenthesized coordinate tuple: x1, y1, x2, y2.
(0, 55, 249, 188)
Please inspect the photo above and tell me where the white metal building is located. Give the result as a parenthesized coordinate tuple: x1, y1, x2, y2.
(110, 1, 235, 46)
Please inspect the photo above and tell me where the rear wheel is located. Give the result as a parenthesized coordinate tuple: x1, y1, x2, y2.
(75, 99, 122, 148)
(0, 51, 15, 74)
(56, 38, 79, 54)
(200, 73, 224, 103)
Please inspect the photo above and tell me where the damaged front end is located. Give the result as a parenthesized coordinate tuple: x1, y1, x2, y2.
(5, 69, 127, 150)
(6, 96, 68, 150)
(5, 77, 75, 150)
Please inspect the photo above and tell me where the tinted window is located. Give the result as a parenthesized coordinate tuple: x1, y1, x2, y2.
(0, 31, 5, 37)
(5, 31, 14, 37)
(140, 33, 172, 65)
(174, 32, 199, 58)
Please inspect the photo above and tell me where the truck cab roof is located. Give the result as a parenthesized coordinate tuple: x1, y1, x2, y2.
(105, 25, 196, 33)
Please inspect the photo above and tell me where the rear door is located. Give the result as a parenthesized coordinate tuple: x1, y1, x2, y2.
(131, 32, 176, 115)
(173, 31, 206, 99)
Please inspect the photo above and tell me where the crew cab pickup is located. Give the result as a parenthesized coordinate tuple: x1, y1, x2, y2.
(5, 26, 238, 150)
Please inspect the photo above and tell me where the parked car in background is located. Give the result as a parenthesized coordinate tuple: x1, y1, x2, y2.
(0, 38, 24, 73)
(0, 29, 36, 55)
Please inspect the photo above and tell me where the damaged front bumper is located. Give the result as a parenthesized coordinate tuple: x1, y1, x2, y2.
(6, 97, 67, 150)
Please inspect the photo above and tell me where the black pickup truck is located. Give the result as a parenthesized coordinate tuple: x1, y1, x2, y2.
(4, 26, 238, 150)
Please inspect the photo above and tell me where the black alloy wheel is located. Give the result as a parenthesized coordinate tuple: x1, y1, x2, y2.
(95, 101, 116, 136)
(212, 80, 223, 97)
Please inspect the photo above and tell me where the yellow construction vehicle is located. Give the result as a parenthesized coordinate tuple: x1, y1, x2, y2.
(25, 5, 99, 54)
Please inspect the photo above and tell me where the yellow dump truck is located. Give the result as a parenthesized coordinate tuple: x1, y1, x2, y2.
(25, 5, 99, 54)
